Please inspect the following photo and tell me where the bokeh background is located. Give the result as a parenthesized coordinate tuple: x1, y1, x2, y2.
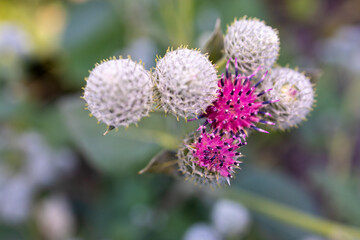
(1, 0, 360, 239)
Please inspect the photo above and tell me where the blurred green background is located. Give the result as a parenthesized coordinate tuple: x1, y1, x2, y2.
(1, 0, 360, 239)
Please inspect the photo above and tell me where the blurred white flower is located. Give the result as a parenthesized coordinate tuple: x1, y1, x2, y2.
(0, 127, 77, 225)
(0, 22, 32, 56)
(0, 176, 34, 225)
(183, 223, 221, 240)
(36, 194, 75, 240)
(301, 236, 327, 240)
(211, 199, 251, 237)
(320, 25, 360, 74)
(17, 132, 77, 187)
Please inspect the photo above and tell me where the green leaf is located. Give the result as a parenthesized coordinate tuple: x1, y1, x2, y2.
(220, 187, 360, 240)
(202, 18, 224, 63)
(58, 96, 159, 174)
(138, 150, 178, 175)
(60, 1, 126, 89)
(233, 166, 318, 239)
(310, 170, 360, 226)
(58, 95, 198, 175)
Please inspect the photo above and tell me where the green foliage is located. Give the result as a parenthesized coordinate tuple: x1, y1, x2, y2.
(58, 96, 197, 175)
(61, 1, 126, 89)
(311, 171, 360, 226)
(59, 96, 159, 174)
(233, 166, 318, 239)
(202, 19, 224, 63)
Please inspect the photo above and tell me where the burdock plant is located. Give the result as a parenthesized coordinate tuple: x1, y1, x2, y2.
(82, 17, 315, 187)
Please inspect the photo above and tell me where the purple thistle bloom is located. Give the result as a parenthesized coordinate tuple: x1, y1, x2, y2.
(203, 58, 278, 136)
(187, 128, 243, 179)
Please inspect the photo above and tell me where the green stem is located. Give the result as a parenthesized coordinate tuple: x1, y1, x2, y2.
(216, 188, 360, 239)
(136, 128, 179, 150)
(215, 57, 227, 70)
(176, 0, 194, 46)
(119, 126, 179, 150)
(159, 0, 195, 46)
(327, 76, 360, 177)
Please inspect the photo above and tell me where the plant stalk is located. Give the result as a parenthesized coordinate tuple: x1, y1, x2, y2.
(215, 188, 360, 239)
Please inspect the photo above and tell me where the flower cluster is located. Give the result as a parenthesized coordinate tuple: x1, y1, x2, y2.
(82, 17, 315, 187)
(177, 59, 279, 186)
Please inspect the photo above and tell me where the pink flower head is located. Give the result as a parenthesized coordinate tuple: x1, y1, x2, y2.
(203, 58, 278, 136)
(188, 126, 243, 179)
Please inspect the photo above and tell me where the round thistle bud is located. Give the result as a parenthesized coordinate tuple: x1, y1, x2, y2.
(177, 128, 244, 187)
(153, 48, 218, 120)
(261, 67, 315, 129)
(202, 59, 278, 136)
(224, 17, 280, 75)
(83, 58, 153, 130)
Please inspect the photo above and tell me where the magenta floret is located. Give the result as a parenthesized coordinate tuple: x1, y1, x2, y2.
(203, 59, 278, 135)
(189, 128, 243, 178)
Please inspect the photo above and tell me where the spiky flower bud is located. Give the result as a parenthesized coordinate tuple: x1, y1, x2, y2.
(224, 17, 280, 75)
(83, 58, 153, 130)
(202, 59, 278, 136)
(177, 128, 244, 187)
(153, 48, 218, 120)
(261, 67, 315, 129)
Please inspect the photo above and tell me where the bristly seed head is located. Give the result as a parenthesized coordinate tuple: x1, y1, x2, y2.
(153, 47, 218, 120)
(83, 58, 153, 130)
(259, 67, 315, 130)
(224, 17, 280, 75)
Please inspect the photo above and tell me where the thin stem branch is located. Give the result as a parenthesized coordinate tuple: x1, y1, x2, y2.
(215, 188, 360, 239)
(215, 57, 227, 70)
